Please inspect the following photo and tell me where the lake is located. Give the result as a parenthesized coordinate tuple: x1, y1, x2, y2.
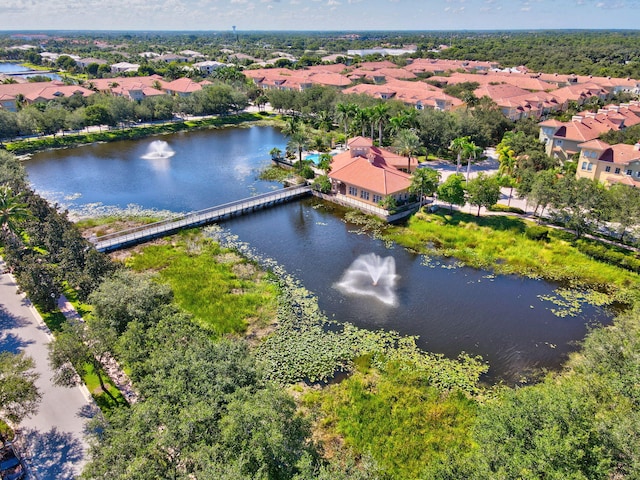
(27, 125, 612, 383)
(0, 62, 62, 80)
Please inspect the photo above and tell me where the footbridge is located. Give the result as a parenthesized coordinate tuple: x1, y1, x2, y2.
(91, 186, 312, 252)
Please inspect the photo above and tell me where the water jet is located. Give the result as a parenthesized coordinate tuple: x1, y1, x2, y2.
(142, 140, 175, 159)
(335, 253, 398, 306)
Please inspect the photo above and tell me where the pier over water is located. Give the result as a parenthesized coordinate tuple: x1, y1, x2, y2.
(91, 186, 311, 252)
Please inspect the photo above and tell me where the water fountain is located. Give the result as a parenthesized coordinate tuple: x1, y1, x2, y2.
(141, 140, 175, 159)
(334, 253, 398, 306)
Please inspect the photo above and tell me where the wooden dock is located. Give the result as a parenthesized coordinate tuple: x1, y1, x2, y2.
(91, 186, 312, 252)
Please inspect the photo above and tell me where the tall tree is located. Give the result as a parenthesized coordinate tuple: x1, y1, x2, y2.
(371, 102, 390, 145)
(394, 129, 421, 173)
(353, 106, 370, 138)
(437, 174, 466, 212)
(550, 176, 606, 238)
(0, 352, 41, 425)
(335, 102, 357, 140)
(409, 167, 440, 208)
(608, 183, 640, 242)
(528, 169, 559, 218)
(449, 136, 472, 175)
(466, 173, 501, 216)
(0, 185, 30, 239)
(465, 141, 484, 184)
(48, 318, 118, 401)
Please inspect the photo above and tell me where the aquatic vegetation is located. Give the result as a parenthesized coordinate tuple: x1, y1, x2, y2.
(204, 225, 488, 391)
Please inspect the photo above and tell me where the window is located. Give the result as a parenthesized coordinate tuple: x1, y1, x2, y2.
(605, 166, 611, 173)
(348, 186, 357, 196)
(627, 169, 633, 176)
(636, 171, 640, 178)
(615, 168, 621, 174)
(587, 163, 593, 171)
(360, 190, 370, 201)
(556, 140, 563, 146)
(373, 194, 382, 204)
(581, 161, 587, 170)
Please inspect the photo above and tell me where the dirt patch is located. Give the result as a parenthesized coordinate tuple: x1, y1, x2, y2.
(80, 219, 150, 240)
(244, 318, 278, 347)
(108, 237, 170, 263)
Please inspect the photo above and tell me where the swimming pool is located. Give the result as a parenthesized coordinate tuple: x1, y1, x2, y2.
(304, 153, 322, 163)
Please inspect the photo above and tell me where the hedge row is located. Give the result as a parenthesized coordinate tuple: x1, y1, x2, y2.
(576, 239, 640, 273)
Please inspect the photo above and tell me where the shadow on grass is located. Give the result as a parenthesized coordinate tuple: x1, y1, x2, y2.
(434, 210, 528, 234)
(38, 310, 66, 333)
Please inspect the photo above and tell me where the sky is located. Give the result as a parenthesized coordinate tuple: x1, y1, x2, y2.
(1, 0, 639, 32)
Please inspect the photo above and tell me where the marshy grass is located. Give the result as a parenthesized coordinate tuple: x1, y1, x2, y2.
(303, 359, 477, 479)
(126, 232, 279, 336)
(386, 211, 640, 305)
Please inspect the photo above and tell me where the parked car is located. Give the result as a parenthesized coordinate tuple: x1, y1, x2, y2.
(0, 443, 25, 480)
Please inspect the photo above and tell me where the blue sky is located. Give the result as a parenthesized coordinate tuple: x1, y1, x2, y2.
(1, 0, 639, 31)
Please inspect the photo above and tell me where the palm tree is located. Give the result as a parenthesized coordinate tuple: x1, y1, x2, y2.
(287, 131, 308, 166)
(0, 185, 31, 238)
(449, 136, 472, 174)
(371, 103, 390, 145)
(335, 102, 357, 140)
(282, 115, 301, 137)
(389, 109, 418, 135)
(394, 129, 421, 173)
(353, 106, 370, 137)
(410, 167, 440, 208)
(465, 142, 484, 185)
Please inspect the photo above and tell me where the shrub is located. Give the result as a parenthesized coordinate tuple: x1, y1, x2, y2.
(299, 165, 315, 179)
(489, 204, 525, 214)
(525, 225, 550, 242)
(576, 240, 640, 273)
(312, 175, 332, 194)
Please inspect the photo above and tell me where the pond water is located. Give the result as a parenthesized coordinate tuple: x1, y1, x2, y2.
(0, 62, 61, 80)
(26, 126, 612, 383)
(0, 63, 31, 73)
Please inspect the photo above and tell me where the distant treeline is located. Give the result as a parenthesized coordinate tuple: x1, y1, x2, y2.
(2, 30, 639, 78)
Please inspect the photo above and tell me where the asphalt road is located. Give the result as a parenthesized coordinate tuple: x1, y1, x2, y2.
(0, 259, 96, 479)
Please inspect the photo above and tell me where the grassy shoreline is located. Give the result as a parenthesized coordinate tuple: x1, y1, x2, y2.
(384, 209, 640, 307)
(4, 112, 281, 155)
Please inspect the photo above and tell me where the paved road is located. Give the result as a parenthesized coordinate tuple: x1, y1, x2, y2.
(0, 260, 96, 479)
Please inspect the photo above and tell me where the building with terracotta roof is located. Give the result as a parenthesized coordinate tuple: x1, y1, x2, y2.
(90, 76, 168, 100)
(0, 81, 95, 111)
(539, 115, 620, 162)
(23, 84, 94, 104)
(429, 71, 557, 92)
(162, 77, 210, 97)
(244, 68, 351, 91)
(549, 83, 609, 107)
(328, 137, 413, 208)
(347, 66, 417, 83)
(403, 58, 498, 75)
(539, 103, 640, 162)
(342, 79, 462, 111)
(576, 139, 640, 187)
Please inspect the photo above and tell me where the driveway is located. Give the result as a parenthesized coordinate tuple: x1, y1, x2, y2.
(0, 259, 96, 479)
(423, 151, 530, 215)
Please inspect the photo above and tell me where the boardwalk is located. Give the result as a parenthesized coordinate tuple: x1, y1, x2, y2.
(92, 186, 312, 252)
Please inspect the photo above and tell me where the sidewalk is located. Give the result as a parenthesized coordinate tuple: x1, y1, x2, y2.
(0, 258, 94, 479)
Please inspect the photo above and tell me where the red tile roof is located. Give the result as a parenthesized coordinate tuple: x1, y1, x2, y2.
(329, 138, 412, 196)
